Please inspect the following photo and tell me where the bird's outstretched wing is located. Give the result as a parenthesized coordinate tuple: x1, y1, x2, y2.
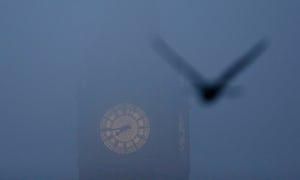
(152, 37, 206, 86)
(216, 38, 269, 86)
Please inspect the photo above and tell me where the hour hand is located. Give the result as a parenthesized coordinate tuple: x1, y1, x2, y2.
(101, 125, 131, 133)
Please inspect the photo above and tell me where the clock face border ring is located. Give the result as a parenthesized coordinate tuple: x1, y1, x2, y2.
(100, 103, 150, 154)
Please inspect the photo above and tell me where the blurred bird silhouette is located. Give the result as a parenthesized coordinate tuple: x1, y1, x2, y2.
(152, 37, 269, 103)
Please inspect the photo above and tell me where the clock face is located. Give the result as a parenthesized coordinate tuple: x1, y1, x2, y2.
(100, 103, 150, 154)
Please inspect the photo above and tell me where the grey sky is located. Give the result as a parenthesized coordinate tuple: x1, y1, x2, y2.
(0, 0, 299, 179)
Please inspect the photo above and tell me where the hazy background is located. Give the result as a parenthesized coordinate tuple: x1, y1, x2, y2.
(0, 0, 300, 179)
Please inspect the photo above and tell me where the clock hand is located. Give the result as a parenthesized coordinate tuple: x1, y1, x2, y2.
(119, 125, 131, 132)
(101, 125, 131, 132)
(115, 125, 131, 136)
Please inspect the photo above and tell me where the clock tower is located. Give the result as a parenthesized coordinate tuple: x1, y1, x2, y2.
(77, 41, 190, 179)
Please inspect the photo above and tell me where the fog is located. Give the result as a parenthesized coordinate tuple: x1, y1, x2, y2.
(1, 0, 300, 179)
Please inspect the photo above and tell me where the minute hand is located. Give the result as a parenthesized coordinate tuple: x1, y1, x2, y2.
(215, 39, 269, 87)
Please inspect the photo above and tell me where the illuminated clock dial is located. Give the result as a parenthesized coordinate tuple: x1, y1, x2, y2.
(100, 103, 150, 154)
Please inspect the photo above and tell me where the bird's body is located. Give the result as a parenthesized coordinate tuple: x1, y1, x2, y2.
(200, 84, 223, 102)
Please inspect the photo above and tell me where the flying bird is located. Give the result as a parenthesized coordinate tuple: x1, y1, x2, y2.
(152, 37, 269, 103)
